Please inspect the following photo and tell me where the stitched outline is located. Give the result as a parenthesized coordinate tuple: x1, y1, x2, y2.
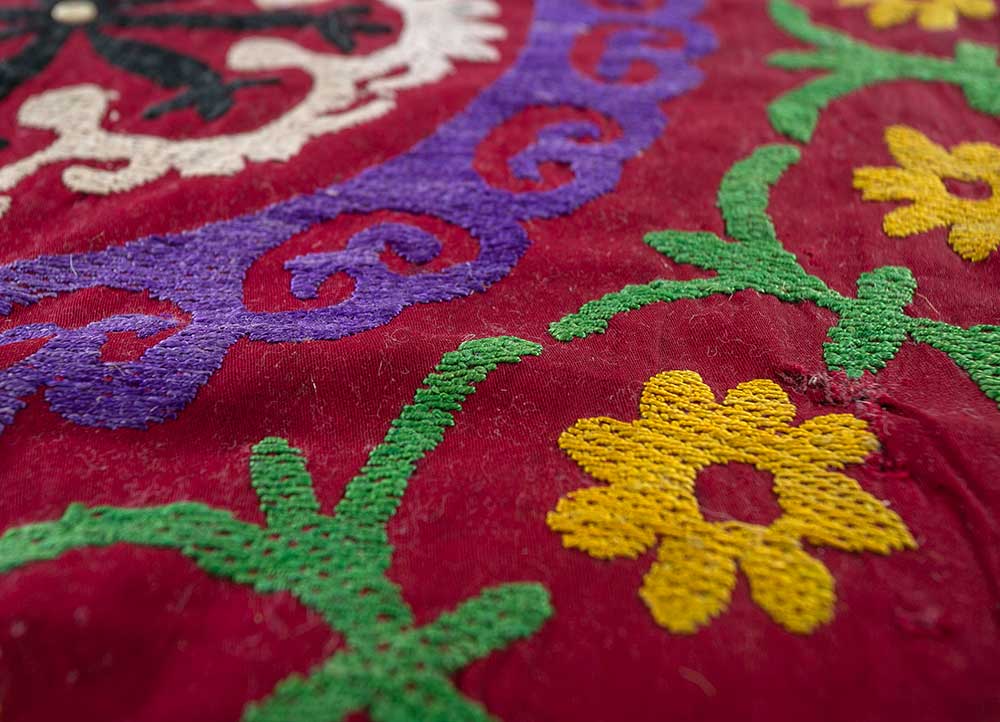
(549, 145, 1000, 405)
(0, 336, 551, 722)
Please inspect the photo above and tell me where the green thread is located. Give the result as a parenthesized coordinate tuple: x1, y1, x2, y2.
(548, 146, 1000, 404)
(767, 0, 1000, 141)
(0, 336, 551, 722)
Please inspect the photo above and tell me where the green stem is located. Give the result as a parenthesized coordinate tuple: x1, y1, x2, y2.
(550, 146, 837, 341)
(908, 319, 1000, 402)
(0, 336, 552, 722)
(548, 145, 1000, 407)
(334, 337, 542, 533)
(767, 0, 1000, 142)
(0, 502, 257, 573)
(549, 278, 725, 341)
(247, 583, 551, 722)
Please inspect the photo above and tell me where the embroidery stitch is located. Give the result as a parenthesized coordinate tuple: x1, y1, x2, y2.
(0, 336, 552, 722)
(549, 145, 1000, 405)
(854, 125, 1000, 261)
(547, 370, 914, 633)
(767, 0, 1000, 142)
(0, 0, 715, 434)
(839, 0, 996, 30)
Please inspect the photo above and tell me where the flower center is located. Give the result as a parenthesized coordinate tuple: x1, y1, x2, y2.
(695, 463, 782, 526)
(943, 176, 993, 201)
(50, 0, 98, 25)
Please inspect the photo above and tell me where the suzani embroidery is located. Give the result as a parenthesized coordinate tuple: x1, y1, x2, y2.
(839, 0, 996, 30)
(854, 126, 1000, 262)
(0, 337, 552, 722)
(547, 371, 914, 634)
(0, 0, 715, 434)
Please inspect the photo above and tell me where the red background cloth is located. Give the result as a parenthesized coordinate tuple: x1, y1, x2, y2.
(1, 1, 999, 720)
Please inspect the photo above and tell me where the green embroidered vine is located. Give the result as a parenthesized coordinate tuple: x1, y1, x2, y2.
(768, 0, 1000, 141)
(549, 146, 1000, 404)
(0, 336, 551, 722)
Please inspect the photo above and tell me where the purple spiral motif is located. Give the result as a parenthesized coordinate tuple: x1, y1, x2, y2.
(0, 0, 715, 431)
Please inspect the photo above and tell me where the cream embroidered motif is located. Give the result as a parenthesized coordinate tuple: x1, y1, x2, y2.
(0, 0, 504, 216)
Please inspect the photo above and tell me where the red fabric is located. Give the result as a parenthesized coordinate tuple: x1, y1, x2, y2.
(1, 1, 999, 721)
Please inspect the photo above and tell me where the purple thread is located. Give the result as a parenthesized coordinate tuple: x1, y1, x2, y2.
(0, 0, 714, 431)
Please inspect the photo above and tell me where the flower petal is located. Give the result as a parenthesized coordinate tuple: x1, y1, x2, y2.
(867, 0, 917, 27)
(640, 530, 738, 633)
(559, 417, 649, 484)
(948, 222, 1000, 261)
(722, 379, 796, 431)
(951, 141, 1000, 174)
(783, 414, 878, 468)
(547, 485, 687, 559)
(638, 370, 718, 424)
(771, 469, 916, 554)
(885, 126, 956, 174)
(741, 531, 834, 633)
(852, 167, 935, 202)
(560, 416, 704, 486)
(917, 1, 959, 28)
(882, 202, 949, 237)
(955, 0, 997, 19)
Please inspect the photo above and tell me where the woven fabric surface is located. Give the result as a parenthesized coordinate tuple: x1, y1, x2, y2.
(0, 0, 998, 720)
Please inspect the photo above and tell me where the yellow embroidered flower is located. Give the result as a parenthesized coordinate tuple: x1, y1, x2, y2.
(840, 0, 996, 30)
(547, 371, 915, 634)
(854, 126, 1000, 262)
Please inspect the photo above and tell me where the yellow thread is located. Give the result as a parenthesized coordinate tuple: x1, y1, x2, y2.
(853, 125, 1000, 262)
(839, 0, 996, 30)
(546, 371, 916, 635)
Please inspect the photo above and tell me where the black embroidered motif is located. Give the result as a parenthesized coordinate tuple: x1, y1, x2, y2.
(0, 1, 391, 120)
